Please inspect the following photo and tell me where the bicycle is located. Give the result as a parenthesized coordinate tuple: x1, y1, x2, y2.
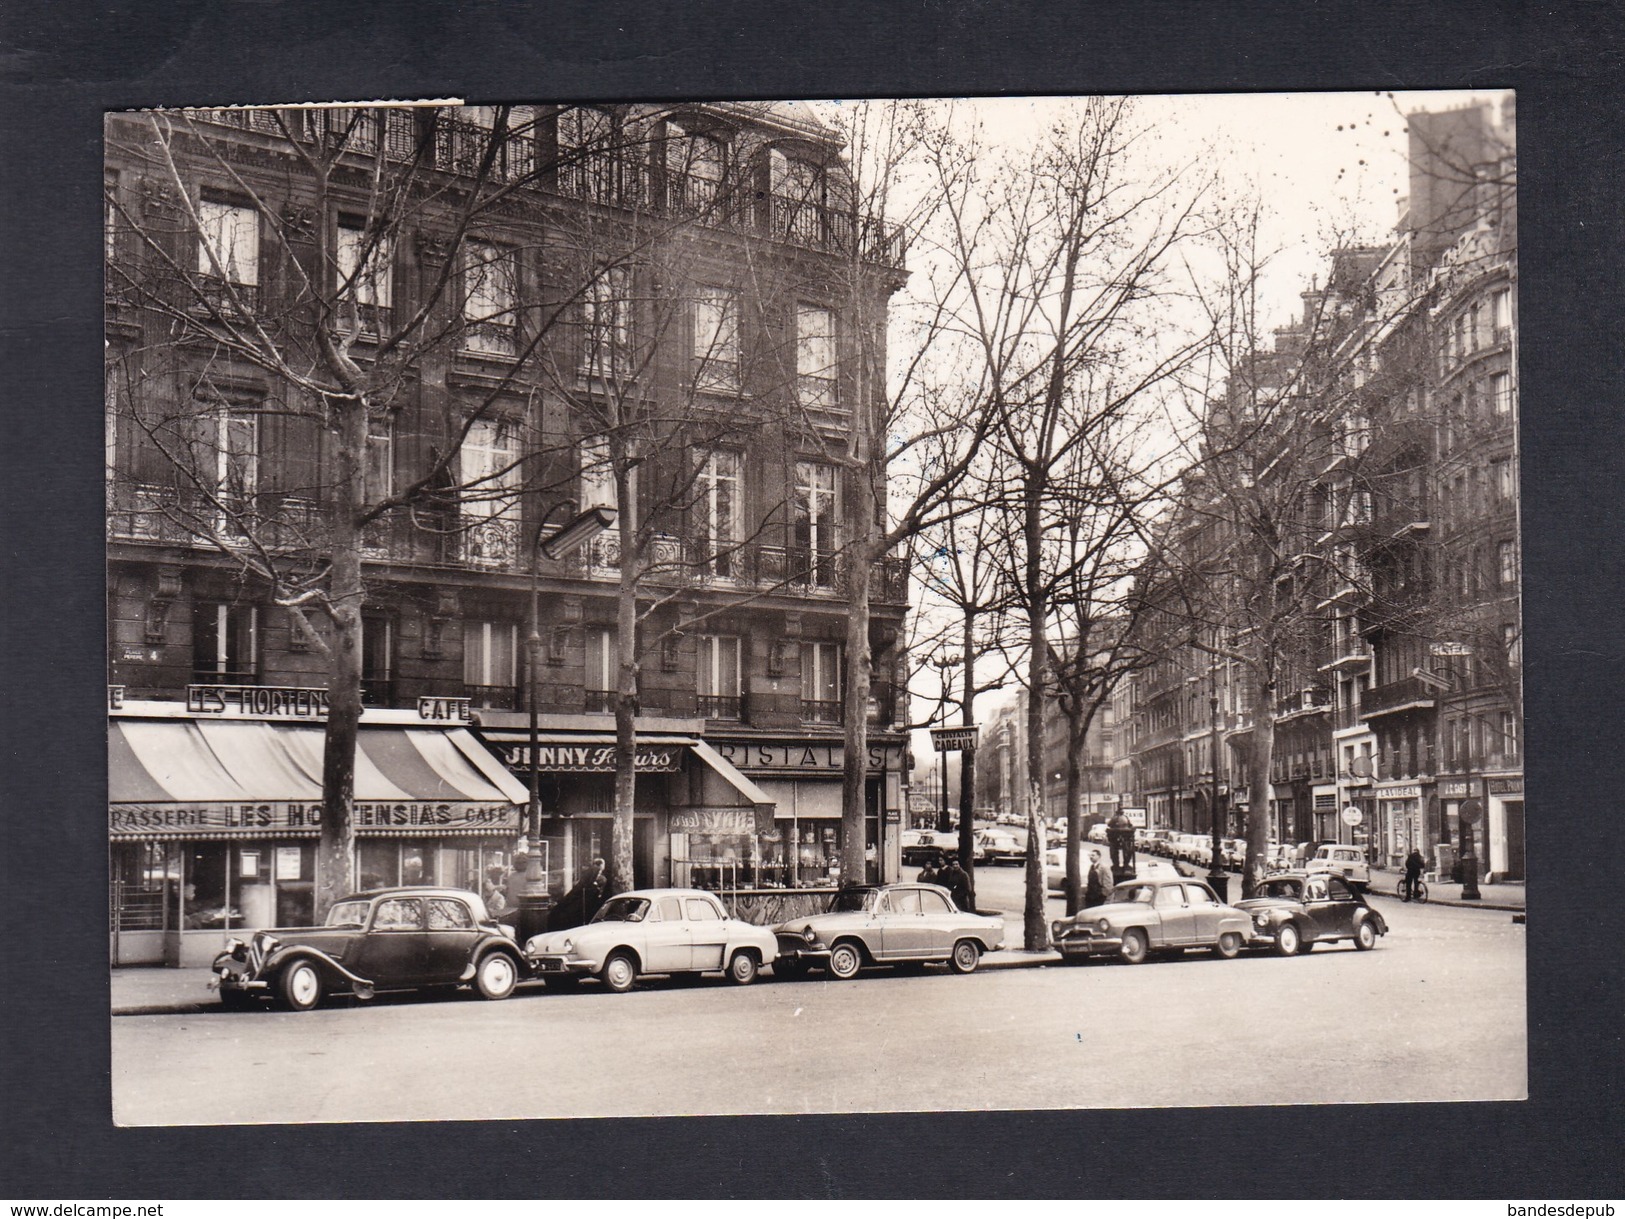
(1399, 875, 1429, 903)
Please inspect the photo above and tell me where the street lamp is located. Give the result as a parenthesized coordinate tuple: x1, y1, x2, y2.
(1206, 633, 1229, 903)
(933, 654, 961, 835)
(518, 501, 617, 941)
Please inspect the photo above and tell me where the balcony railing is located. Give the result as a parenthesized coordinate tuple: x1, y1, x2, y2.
(584, 690, 616, 714)
(464, 684, 518, 711)
(1362, 676, 1437, 718)
(697, 693, 744, 721)
(801, 699, 843, 725)
(1275, 688, 1331, 718)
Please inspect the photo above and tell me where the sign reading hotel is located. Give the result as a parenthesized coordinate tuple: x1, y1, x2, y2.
(111, 801, 519, 838)
(497, 743, 683, 773)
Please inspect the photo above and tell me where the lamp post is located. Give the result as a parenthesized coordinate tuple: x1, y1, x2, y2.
(933, 654, 961, 835)
(1207, 635, 1229, 903)
(518, 502, 617, 942)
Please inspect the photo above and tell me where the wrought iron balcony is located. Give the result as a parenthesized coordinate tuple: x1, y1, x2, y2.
(1362, 676, 1437, 718)
(801, 699, 843, 725)
(697, 693, 744, 721)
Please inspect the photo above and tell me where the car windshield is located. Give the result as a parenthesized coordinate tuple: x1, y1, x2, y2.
(325, 900, 369, 929)
(1260, 879, 1303, 900)
(591, 897, 650, 923)
(1111, 884, 1156, 904)
(831, 888, 878, 913)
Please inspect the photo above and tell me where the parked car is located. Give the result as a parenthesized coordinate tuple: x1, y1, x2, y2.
(772, 883, 1005, 979)
(1306, 843, 1372, 888)
(1236, 871, 1387, 955)
(1223, 837, 1249, 869)
(1140, 828, 1172, 856)
(974, 827, 1025, 866)
(1087, 822, 1109, 844)
(522, 888, 778, 993)
(901, 828, 958, 866)
(1049, 876, 1252, 965)
(211, 886, 527, 1011)
(1044, 846, 1068, 892)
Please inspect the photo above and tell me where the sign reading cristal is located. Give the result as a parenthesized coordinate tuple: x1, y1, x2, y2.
(929, 726, 979, 752)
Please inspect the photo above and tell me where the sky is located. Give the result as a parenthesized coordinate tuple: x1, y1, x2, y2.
(811, 90, 1513, 766)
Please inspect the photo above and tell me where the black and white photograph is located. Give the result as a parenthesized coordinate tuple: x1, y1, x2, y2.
(101, 91, 1529, 1125)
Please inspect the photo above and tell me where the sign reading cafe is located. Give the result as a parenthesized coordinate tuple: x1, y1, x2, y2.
(110, 801, 519, 838)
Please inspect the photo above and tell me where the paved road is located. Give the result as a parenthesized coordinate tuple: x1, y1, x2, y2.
(111, 893, 1524, 1124)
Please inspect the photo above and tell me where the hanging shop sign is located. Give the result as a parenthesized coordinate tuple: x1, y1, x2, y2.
(1341, 805, 1364, 827)
(187, 684, 330, 718)
(1439, 780, 1472, 798)
(929, 725, 980, 752)
(1487, 778, 1523, 795)
(670, 809, 756, 834)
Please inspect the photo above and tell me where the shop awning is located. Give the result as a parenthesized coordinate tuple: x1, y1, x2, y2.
(688, 740, 774, 815)
(109, 719, 528, 839)
(754, 777, 843, 819)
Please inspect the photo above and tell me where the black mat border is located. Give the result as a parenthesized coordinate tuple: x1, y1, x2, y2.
(2, 0, 1621, 1200)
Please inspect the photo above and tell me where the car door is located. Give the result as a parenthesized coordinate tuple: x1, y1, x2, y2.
(1181, 881, 1224, 943)
(423, 896, 482, 983)
(684, 895, 728, 972)
(1150, 883, 1192, 947)
(638, 894, 690, 972)
(917, 885, 969, 952)
(879, 886, 935, 958)
(1310, 876, 1360, 939)
(352, 896, 427, 985)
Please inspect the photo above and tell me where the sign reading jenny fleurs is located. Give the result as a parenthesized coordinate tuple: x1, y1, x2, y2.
(930, 725, 980, 752)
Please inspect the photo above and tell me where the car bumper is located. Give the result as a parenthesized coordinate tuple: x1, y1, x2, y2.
(773, 938, 832, 964)
(525, 954, 599, 977)
(1052, 931, 1124, 959)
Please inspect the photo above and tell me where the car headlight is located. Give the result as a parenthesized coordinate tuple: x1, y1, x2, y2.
(224, 938, 247, 961)
(1254, 914, 1269, 928)
(1050, 921, 1064, 939)
(802, 926, 818, 943)
(1096, 918, 1110, 933)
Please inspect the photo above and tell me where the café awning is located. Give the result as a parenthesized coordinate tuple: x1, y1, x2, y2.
(109, 718, 528, 839)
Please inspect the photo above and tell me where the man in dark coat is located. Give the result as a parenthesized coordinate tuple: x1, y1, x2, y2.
(1084, 849, 1109, 907)
(940, 857, 973, 911)
(1403, 847, 1426, 901)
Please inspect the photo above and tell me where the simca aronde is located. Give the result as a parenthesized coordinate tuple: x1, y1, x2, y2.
(1050, 876, 1252, 965)
(1236, 871, 1388, 955)
(772, 882, 1004, 979)
(522, 888, 779, 993)
(211, 887, 527, 1011)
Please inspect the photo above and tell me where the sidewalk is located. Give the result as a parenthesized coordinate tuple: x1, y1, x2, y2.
(1366, 865, 1525, 912)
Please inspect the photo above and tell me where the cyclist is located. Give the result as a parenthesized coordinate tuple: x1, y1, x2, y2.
(1402, 847, 1426, 902)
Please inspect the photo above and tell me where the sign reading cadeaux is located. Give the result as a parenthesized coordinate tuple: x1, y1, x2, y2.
(930, 725, 980, 752)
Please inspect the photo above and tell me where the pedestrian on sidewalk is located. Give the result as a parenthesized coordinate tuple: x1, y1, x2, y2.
(918, 856, 941, 886)
(940, 856, 973, 911)
(1084, 849, 1109, 907)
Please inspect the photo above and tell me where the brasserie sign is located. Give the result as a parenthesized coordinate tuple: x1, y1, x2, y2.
(111, 800, 520, 838)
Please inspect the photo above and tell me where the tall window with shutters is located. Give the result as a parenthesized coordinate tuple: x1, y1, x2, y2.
(800, 641, 842, 724)
(581, 265, 633, 378)
(692, 286, 740, 393)
(697, 635, 742, 720)
(585, 627, 619, 713)
(463, 241, 517, 355)
(463, 621, 518, 709)
(196, 198, 259, 310)
(335, 218, 393, 332)
(697, 450, 741, 577)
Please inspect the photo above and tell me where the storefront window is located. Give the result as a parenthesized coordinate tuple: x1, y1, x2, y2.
(111, 841, 174, 932)
(184, 844, 237, 930)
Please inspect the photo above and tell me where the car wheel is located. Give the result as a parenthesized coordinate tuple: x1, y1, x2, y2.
(1214, 932, 1242, 959)
(1120, 928, 1149, 965)
(826, 940, 864, 980)
(1274, 922, 1302, 957)
(727, 950, 759, 985)
(601, 951, 638, 993)
(949, 939, 981, 975)
(277, 960, 323, 1012)
(474, 952, 518, 1000)
(1355, 920, 1378, 951)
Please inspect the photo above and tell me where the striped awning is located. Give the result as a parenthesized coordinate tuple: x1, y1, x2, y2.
(109, 718, 528, 839)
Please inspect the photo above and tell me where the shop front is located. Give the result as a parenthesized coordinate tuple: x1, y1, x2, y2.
(109, 698, 528, 966)
(1374, 782, 1426, 870)
(1485, 775, 1524, 880)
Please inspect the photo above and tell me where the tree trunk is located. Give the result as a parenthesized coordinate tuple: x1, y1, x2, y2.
(1064, 706, 1086, 914)
(957, 618, 977, 898)
(611, 480, 639, 897)
(1243, 679, 1276, 899)
(315, 399, 366, 919)
(841, 540, 874, 887)
(1022, 484, 1048, 949)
